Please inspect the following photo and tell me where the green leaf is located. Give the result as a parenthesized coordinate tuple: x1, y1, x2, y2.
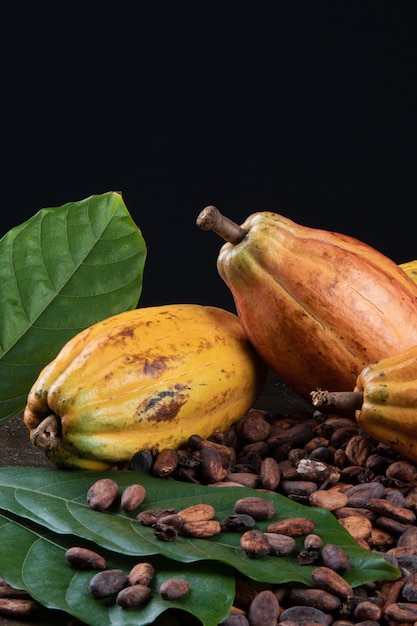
(0, 192, 147, 423)
(0, 467, 400, 591)
(0, 514, 234, 626)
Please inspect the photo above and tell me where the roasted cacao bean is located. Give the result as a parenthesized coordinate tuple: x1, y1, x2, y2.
(116, 584, 151, 608)
(89, 569, 128, 598)
(120, 483, 146, 511)
(86, 478, 119, 511)
(159, 578, 190, 600)
(65, 546, 107, 570)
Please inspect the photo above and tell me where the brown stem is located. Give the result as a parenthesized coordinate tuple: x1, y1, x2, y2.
(196, 205, 248, 245)
(310, 389, 363, 412)
(30, 414, 61, 451)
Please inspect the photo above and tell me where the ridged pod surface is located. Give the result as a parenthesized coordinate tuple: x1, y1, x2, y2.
(23, 304, 267, 469)
(355, 345, 417, 463)
(197, 207, 417, 400)
(400, 259, 417, 284)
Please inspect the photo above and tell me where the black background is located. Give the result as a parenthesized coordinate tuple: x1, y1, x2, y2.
(2, 2, 416, 312)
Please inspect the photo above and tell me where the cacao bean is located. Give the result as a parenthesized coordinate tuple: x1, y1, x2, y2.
(220, 514, 256, 532)
(120, 483, 146, 511)
(311, 566, 353, 600)
(181, 520, 222, 538)
(178, 503, 216, 523)
(234, 496, 275, 520)
(154, 523, 179, 542)
(310, 488, 348, 510)
(240, 529, 270, 559)
(89, 569, 128, 598)
(226, 472, 261, 489)
(397, 525, 417, 550)
(128, 562, 155, 586)
(321, 543, 351, 573)
(304, 533, 324, 551)
(238, 411, 272, 443)
(152, 448, 178, 477)
(116, 583, 151, 608)
(344, 482, 385, 507)
(65, 546, 107, 570)
(86, 478, 119, 511)
(338, 514, 373, 541)
(247, 589, 280, 626)
(401, 570, 417, 601)
(386, 460, 417, 486)
(384, 602, 417, 622)
(0, 597, 41, 619)
(260, 456, 281, 490)
(266, 516, 316, 537)
(288, 587, 342, 612)
(263, 532, 297, 556)
(345, 434, 373, 466)
(279, 604, 331, 625)
(157, 513, 184, 529)
(279, 479, 318, 499)
(136, 507, 176, 526)
(159, 578, 190, 600)
(200, 445, 228, 482)
(367, 498, 416, 524)
(353, 600, 382, 621)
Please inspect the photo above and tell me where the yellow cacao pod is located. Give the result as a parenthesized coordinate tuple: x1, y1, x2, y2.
(23, 304, 267, 469)
(354, 345, 417, 463)
(311, 345, 417, 464)
(197, 206, 417, 400)
(400, 259, 417, 284)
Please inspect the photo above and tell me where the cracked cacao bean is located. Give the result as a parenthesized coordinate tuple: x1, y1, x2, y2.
(136, 508, 176, 526)
(152, 448, 178, 477)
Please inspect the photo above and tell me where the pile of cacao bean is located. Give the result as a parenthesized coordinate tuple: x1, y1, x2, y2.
(5, 406, 417, 626)
(126, 407, 417, 626)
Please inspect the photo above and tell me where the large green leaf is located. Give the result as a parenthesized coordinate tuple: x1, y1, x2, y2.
(0, 514, 234, 626)
(0, 467, 400, 592)
(0, 192, 146, 423)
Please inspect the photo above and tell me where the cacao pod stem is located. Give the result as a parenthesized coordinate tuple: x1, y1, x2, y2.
(31, 414, 61, 452)
(310, 389, 363, 412)
(196, 205, 247, 245)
